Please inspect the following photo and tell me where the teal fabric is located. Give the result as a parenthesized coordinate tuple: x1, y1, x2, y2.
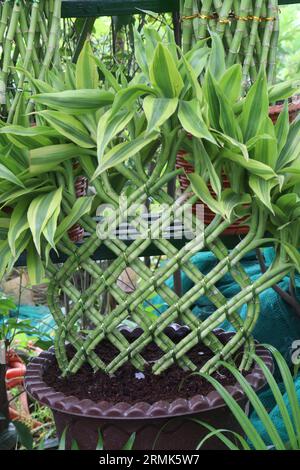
(249, 375, 300, 447)
(150, 248, 300, 363)
(149, 248, 300, 447)
(0, 304, 55, 341)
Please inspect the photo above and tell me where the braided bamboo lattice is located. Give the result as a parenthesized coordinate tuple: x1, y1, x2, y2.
(46, 157, 291, 377)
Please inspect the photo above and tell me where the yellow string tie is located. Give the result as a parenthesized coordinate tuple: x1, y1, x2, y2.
(219, 18, 230, 24)
(198, 14, 214, 20)
(181, 14, 199, 21)
(263, 16, 276, 21)
(235, 15, 249, 21)
(248, 15, 261, 22)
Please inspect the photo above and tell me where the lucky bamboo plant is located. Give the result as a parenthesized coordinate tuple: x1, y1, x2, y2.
(1, 30, 300, 378)
(0, 0, 63, 122)
(180, 0, 280, 89)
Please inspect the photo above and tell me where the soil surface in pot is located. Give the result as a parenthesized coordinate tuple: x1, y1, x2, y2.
(43, 328, 247, 405)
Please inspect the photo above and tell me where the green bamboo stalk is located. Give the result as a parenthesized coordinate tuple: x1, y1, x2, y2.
(116, 162, 248, 354)
(52, 156, 225, 372)
(198, 0, 214, 40)
(242, 0, 264, 90)
(227, 0, 251, 67)
(155, 261, 290, 375)
(267, 0, 279, 84)
(182, 0, 194, 54)
(18, 0, 40, 77)
(0, 0, 20, 106)
(53, 186, 202, 374)
(0, 0, 12, 45)
(38, 0, 61, 80)
(8, 0, 40, 123)
(215, 0, 234, 52)
(26, 0, 61, 114)
(259, 0, 277, 74)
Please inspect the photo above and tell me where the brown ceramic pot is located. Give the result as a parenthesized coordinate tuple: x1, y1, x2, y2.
(25, 328, 273, 450)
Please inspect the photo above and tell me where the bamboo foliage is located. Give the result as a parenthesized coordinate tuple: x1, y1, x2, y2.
(1, 31, 300, 377)
(180, 0, 280, 90)
(0, 0, 62, 122)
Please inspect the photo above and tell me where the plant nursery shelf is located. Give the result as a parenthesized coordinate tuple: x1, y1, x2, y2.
(61, 0, 299, 18)
(14, 221, 251, 266)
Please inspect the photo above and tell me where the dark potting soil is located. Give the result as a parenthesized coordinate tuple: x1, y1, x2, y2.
(43, 328, 244, 405)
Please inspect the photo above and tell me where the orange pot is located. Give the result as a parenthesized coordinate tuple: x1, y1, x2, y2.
(176, 99, 300, 236)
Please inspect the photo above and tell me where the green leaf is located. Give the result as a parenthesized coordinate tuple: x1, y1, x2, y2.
(93, 131, 159, 177)
(282, 242, 300, 273)
(265, 346, 300, 443)
(0, 125, 58, 138)
(30, 143, 91, 173)
(251, 352, 300, 451)
(219, 361, 286, 450)
(180, 53, 203, 101)
(277, 116, 300, 170)
(96, 431, 104, 450)
(0, 163, 25, 187)
(32, 89, 114, 114)
(253, 117, 278, 169)
(27, 187, 62, 254)
(239, 69, 269, 142)
(55, 196, 94, 243)
(112, 84, 157, 113)
(214, 131, 248, 161)
(178, 100, 216, 144)
(122, 433, 136, 450)
(184, 43, 210, 79)
(38, 111, 95, 148)
(97, 108, 134, 163)
(58, 428, 68, 451)
(143, 96, 178, 133)
(246, 134, 273, 151)
(76, 40, 98, 89)
(71, 440, 80, 450)
(203, 71, 221, 130)
(220, 189, 251, 221)
(221, 150, 276, 180)
(188, 173, 221, 215)
(13, 421, 33, 450)
(214, 83, 242, 141)
(194, 139, 221, 198)
(43, 205, 60, 252)
(197, 372, 267, 450)
(133, 28, 150, 78)
(149, 43, 184, 98)
(93, 56, 121, 92)
(219, 65, 242, 103)
(249, 175, 276, 213)
(0, 240, 11, 279)
(208, 32, 226, 81)
(26, 241, 45, 286)
(8, 199, 30, 255)
(275, 101, 289, 155)
(268, 79, 300, 103)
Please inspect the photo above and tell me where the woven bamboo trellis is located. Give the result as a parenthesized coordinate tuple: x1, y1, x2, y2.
(46, 148, 291, 377)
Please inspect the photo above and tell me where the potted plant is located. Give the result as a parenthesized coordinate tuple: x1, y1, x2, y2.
(0, 32, 297, 449)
